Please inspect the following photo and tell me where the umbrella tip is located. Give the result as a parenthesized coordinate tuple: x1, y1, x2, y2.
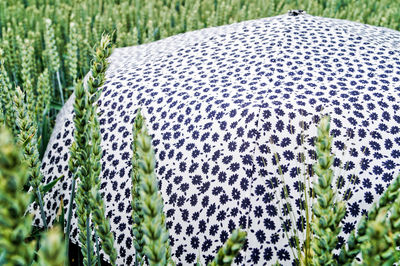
(288, 10, 306, 16)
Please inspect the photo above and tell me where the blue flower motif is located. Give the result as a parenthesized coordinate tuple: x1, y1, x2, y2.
(349, 202, 360, 217)
(375, 183, 384, 194)
(383, 159, 395, 170)
(277, 249, 290, 261)
(391, 149, 400, 158)
(270, 233, 279, 245)
(364, 191, 374, 204)
(265, 205, 277, 217)
(251, 248, 260, 264)
(343, 222, 355, 234)
(373, 165, 383, 175)
(263, 247, 273, 261)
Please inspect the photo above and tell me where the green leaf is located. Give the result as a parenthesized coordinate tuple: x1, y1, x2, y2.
(56, 197, 65, 234)
(0, 250, 6, 266)
(39, 108, 50, 161)
(50, 101, 63, 111)
(43, 175, 63, 195)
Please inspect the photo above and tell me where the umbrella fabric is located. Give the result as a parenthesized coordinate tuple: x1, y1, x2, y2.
(30, 11, 400, 265)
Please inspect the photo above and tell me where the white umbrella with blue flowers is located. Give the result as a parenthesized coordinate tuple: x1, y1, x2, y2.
(30, 10, 400, 265)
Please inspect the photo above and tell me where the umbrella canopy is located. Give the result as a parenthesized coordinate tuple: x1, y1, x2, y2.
(30, 11, 400, 265)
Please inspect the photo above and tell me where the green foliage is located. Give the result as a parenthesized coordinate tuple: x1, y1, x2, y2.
(0, 93, 4, 126)
(0, 126, 65, 266)
(0, 126, 35, 266)
(35, 226, 66, 266)
(13, 86, 48, 228)
(0, 58, 16, 135)
(44, 18, 61, 74)
(20, 38, 35, 90)
(358, 209, 398, 265)
(65, 22, 78, 89)
(36, 69, 52, 124)
(13, 86, 42, 192)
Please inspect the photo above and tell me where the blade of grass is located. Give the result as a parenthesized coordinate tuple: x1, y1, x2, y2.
(65, 177, 76, 265)
(95, 229, 101, 266)
(37, 189, 48, 228)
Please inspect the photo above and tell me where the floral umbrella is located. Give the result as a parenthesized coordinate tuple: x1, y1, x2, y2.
(30, 10, 400, 265)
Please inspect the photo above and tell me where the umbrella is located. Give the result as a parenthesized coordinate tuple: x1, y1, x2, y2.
(30, 10, 400, 265)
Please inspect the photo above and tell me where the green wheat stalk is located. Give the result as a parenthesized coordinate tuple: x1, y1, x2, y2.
(67, 33, 115, 266)
(44, 18, 64, 106)
(384, 192, 400, 262)
(358, 208, 398, 265)
(208, 228, 247, 266)
(0, 97, 4, 126)
(20, 38, 35, 90)
(311, 116, 346, 266)
(134, 109, 173, 266)
(0, 126, 66, 266)
(65, 21, 79, 88)
(13, 86, 47, 228)
(338, 172, 400, 264)
(87, 34, 117, 265)
(131, 108, 146, 265)
(65, 79, 84, 261)
(69, 78, 95, 266)
(0, 58, 17, 135)
(36, 69, 52, 123)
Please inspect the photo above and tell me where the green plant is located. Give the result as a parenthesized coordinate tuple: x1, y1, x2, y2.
(67, 33, 116, 266)
(0, 126, 35, 265)
(44, 18, 63, 105)
(208, 229, 247, 266)
(311, 116, 346, 265)
(358, 209, 397, 265)
(36, 69, 52, 125)
(0, 58, 16, 135)
(65, 78, 85, 262)
(13, 86, 47, 228)
(339, 171, 400, 265)
(0, 126, 66, 266)
(132, 109, 173, 266)
(131, 109, 146, 265)
(0, 97, 4, 125)
(87, 34, 117, 266)
(65, 21, 79, 89)
(35, 225, 66, 266)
